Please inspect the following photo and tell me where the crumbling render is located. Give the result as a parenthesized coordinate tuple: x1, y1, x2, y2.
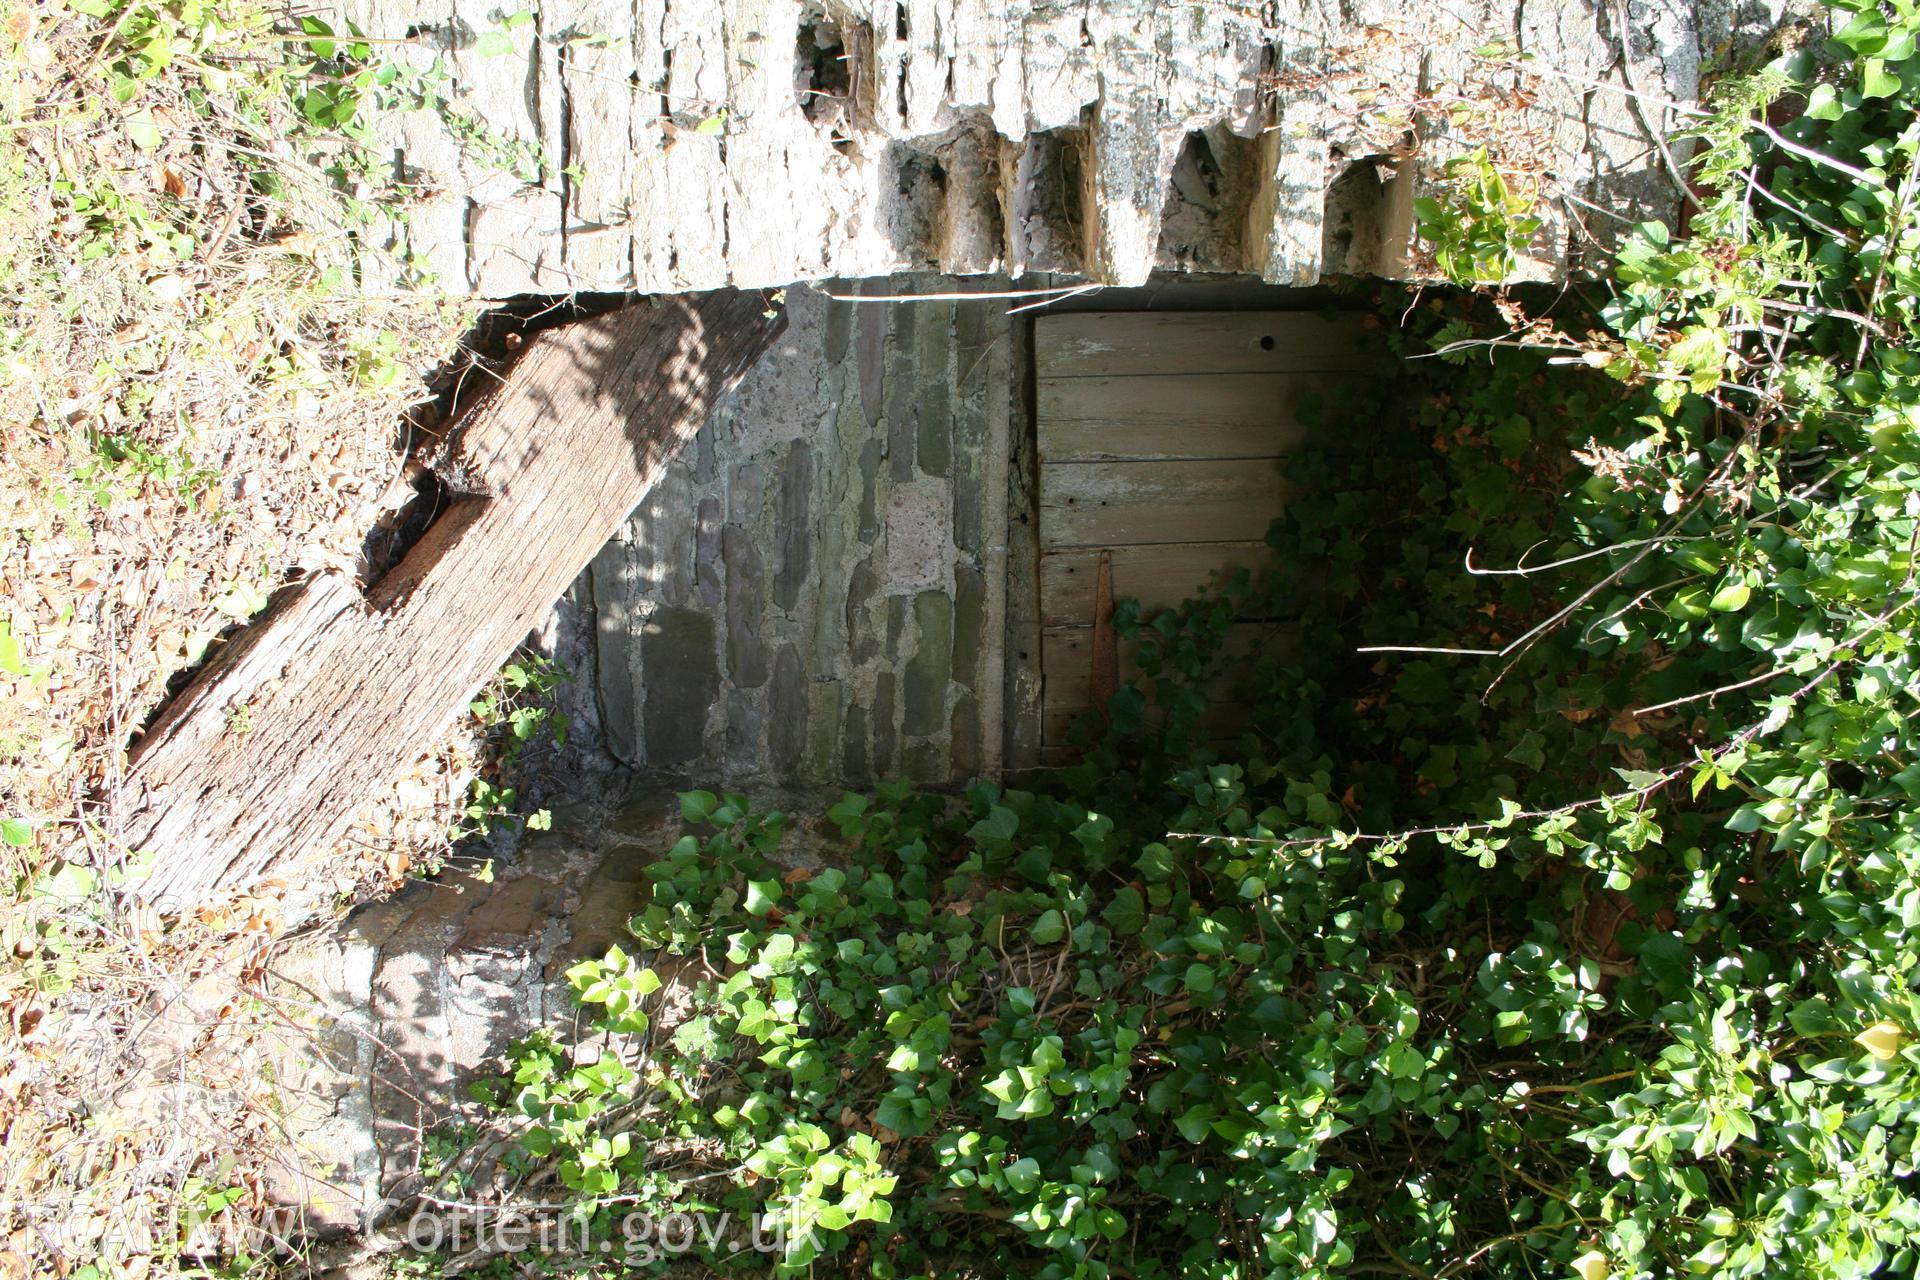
(348, 0, 1770, 296)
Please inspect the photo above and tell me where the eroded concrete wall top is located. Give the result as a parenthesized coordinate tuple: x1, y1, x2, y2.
(343, 0, 1806, 296)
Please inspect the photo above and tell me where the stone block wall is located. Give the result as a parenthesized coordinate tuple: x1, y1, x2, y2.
(269, 794, 747, 1237)
(578, 279, 1016, 787)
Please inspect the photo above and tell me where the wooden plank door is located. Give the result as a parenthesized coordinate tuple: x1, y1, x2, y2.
(1033, 311, 1376, 756)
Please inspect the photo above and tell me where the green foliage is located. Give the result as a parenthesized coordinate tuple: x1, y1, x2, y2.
(446, 14, 1920, 1278)
(54, 0, 559, 287)
(69, 429, 221, 511)
(448, 654, 569, 844)
(469, 653, 572, 766)
(1413, 148, 1545, 284)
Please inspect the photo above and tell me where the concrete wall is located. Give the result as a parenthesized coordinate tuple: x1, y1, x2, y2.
(578, 280, 1016, 787)
(336, 0, 1807, 296)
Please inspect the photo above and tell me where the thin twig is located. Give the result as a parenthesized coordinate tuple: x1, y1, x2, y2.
(1355, 644, 1502, 656)
(1008, 283, 1104, 314)
(1752, 118, 1888, 190)
(1631, 663, 1795, 716)
(1465, 537, 1673, 577)
(1488, 58, 1710, 122)
(1854, 155, 1920, 363)
(1764, 296, 1887, 336)
(1745, 169, 1856, 242)
(821, 284, 1098, 304)
(1477, 428, 1759, 697)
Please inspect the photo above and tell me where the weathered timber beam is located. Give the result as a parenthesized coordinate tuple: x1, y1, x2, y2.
(122, 291, 786, 911)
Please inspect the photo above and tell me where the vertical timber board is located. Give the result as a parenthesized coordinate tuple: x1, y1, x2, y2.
(123, 293, 786, 911)
(1002, 299, 1047, 773)
(975, 300, 1015, 778)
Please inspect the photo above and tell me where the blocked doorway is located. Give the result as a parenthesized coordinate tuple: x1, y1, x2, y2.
(567, 281, 1393, 788)
(1031, 309, 1379, 759)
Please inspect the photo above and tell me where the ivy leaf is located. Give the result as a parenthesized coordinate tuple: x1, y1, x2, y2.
(1862, 57, 1903, 98)
(1031, 909, 1066, 945)
(1183, 963, 1216, 996)
(1639, 932, 1689, 992)
(1665, 583, 1711, 620)
(34, 862, 97, 902)
(1490, 413, 1531, 458)
(1788, 998, 1841, 1037)
(872, 1095, 914, 1135)
(473, 29, 518, 57)
(1856, 1020, 1907, 1061)
(1571, 1251, 1612, 1280)
(1174, 1105, 1214, 1142)
(827, 792, 869, 827)
(679, 790, 719, 823)
(0, 621, 47, 683)
(1102, 887, 1146, 935)
(299, 15, 338, 58)
(124, 109, 163, 152)
(1136, 843, 1178, 882)
(1833, 10, 1888, 55)
(745, 879, 782, 915)
(1014, 845, 1053, 883)
(1806, 82, 1847, 120)
(969, 804, 1019, 848)
(1708, 580, 1751, 612)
